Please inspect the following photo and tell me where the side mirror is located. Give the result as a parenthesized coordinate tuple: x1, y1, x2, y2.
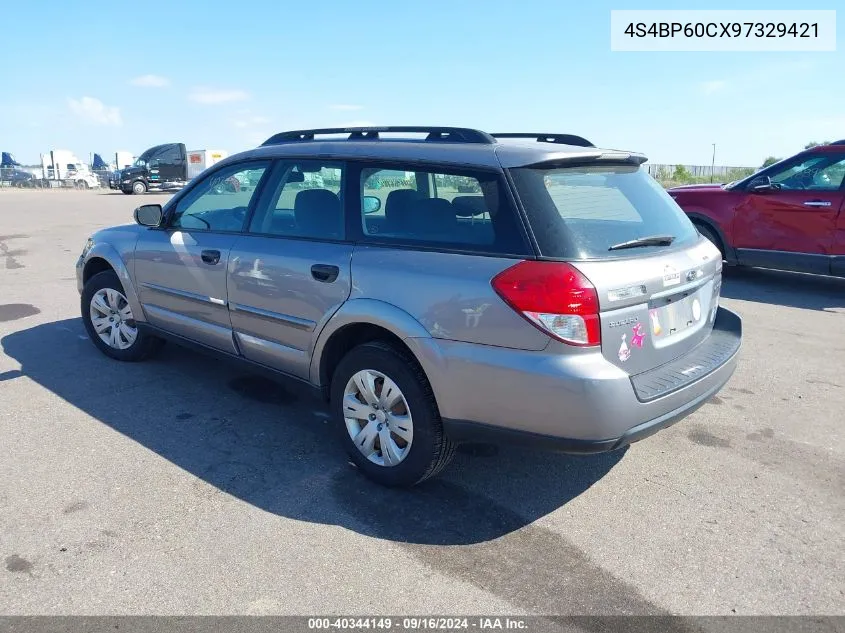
(134, 204, 163, 227)
(749, 175, 775, 193)
(363, 195, 382, 214)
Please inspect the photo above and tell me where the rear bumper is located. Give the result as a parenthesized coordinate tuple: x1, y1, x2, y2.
(412, 306, 742, 452)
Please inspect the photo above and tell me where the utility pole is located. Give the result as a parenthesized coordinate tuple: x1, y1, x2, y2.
(711, 144, 716, 183)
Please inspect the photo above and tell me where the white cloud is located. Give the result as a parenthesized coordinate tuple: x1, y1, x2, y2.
(189, 88, 250, 104)
(699, 80, 727, 95)
(130, 74, 170, 88)
(67, 96, 122, 126)
(329, 104, 363, 111)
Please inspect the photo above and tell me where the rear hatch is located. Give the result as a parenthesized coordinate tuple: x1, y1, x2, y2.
(509, 160, 723, 376)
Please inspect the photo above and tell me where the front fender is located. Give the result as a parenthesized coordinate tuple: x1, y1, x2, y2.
(309, 298, 446, 389)
(78, 241, 145, 323)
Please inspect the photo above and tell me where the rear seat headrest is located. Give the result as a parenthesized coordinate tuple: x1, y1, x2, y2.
(452, 195, 488, 217)
(407, 198, 457, 235)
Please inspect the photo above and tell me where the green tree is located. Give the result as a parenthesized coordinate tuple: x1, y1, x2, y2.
(804, 141, 830, 149)
(761, 156, 781, 168)
(672, 165, 691, 181)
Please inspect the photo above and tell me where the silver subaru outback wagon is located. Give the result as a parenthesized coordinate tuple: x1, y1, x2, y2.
(76, 127, 742, 487)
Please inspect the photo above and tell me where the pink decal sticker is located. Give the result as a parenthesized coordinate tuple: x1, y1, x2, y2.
(631, 323, 645, 348)
(618, 334, 631, 362)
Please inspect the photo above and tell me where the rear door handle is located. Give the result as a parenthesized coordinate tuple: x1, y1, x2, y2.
(803, 200, 832, 207)
(311, 264, 340, 283)
(201, 249, 221, 265)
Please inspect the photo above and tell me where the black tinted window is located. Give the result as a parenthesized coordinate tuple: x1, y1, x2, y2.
(358, 164, 529, 255)
(510, 164, 699, 259)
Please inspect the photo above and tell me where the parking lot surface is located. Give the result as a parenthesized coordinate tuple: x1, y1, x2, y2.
(0, 190, 843, 615)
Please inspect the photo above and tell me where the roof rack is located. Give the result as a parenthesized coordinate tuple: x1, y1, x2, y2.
(261, 126, 496, 146)
(491, 133, 594, 148)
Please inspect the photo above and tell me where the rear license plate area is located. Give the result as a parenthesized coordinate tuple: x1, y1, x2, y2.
(649, 289, 704, 340)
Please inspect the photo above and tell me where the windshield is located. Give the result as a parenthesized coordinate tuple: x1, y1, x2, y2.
(133, 158, 147, 167)
(510, 164, 699, 259)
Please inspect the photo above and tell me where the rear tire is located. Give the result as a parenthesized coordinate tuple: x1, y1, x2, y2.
(696, 223, 725, 261)
(331, 341, 455, 487)
(81, 270, 163, 361)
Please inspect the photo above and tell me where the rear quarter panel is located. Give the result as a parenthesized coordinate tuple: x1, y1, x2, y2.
(348, 246, 550, 351)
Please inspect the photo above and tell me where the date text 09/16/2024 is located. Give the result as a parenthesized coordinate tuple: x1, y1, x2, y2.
(307, 617, 529, 630)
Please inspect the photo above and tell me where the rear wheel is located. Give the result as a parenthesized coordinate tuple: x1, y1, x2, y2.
(81, 270, 162, 361)
(331, 341, 455, 487)
(132, 180, 147, 195)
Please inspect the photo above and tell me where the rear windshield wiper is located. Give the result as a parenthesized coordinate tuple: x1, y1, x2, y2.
(608, 234, 675, 251)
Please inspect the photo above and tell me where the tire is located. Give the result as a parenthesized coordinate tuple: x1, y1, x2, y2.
(331, 340, 456, 487)
(81, 270, 162, 361)
(77, 180, 89, 190)
(696, 223, 725, 260)
(132, 180, 147, 195)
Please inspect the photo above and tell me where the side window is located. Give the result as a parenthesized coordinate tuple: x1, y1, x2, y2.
(770, 155, 845, 191)
(359, 164, 528, 254)
(248, 161, 344, 240)
(813, 157, 845, 190)
(170, 162, 269, 232)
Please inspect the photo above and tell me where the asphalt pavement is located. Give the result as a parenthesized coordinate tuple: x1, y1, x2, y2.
(0, 189, 843, 616)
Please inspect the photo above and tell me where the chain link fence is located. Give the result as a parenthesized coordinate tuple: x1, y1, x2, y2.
(646, 163, 757, 187)
(0, 167, 115, 189)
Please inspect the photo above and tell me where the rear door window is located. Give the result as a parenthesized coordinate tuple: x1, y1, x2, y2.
(509, 164, 700, 259)
(356, 163, 530, 256)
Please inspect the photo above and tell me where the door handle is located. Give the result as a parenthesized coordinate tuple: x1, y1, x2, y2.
(201, 249, 221, 265)
(311, 264, 340, 283)
(803, 200, 832, 207)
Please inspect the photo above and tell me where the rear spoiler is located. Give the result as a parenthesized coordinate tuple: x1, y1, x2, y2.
(525, 150, 649, 168)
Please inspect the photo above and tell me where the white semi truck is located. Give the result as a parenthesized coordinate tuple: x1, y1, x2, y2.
(40, 150, 101, 189)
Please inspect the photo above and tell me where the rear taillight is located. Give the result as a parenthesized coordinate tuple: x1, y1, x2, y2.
(491, 261, 601, 346)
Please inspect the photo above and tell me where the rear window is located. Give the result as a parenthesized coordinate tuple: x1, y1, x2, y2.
(510, 164, 699, 259)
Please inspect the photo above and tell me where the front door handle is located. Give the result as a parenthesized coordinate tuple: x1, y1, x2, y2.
(803, 200, 832, 207)
(311, 264, 340, 283)
(201, 249, 221, 265)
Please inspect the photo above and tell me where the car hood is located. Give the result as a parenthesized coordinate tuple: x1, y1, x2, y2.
(92, 223, 142, 241)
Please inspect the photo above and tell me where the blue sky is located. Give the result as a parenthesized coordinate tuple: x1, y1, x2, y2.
(0, 0, 841, 166)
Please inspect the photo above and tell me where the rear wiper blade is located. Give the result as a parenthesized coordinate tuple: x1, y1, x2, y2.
(608, 234, 675, 251)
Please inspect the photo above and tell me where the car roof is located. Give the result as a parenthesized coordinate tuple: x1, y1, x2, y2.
(220, 128, 647, 170)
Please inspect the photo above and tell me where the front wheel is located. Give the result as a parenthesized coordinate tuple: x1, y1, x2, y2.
(131, 180, 147, 195)
(696, 224, 725, 261)
(331, 341, 455, 487)
(81, 270, 162, 361)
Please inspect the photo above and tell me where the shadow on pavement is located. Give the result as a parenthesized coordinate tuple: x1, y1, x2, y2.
(721, 266, 845, 312)
(1, 318, 625, 547)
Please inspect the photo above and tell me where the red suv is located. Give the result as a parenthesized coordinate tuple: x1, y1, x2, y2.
(668, 141, 845, 277)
